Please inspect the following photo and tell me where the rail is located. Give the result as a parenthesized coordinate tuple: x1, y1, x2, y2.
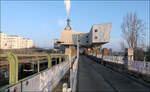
(103, 55, 150, 74)
(103, 56, 124, 64)
(0, 53, 69, 91)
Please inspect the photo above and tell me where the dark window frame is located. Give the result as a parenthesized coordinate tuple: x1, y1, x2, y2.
(95, 29, 98, 32)
(94, 36, 98, 39)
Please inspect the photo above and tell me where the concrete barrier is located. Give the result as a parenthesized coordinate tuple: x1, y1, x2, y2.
(70, 57, 79, 92)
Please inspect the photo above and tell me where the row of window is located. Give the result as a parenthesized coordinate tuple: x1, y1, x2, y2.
(84, 29, 98, 38)
(95, 29, 98, 40)
(78, 40, 88, 43)
(78, 29, 98, 44)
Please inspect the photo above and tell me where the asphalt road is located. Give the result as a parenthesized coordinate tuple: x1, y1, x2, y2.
(77, 55, 150, 92)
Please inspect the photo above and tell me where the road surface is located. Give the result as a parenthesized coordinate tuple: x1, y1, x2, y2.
(77, 55, 150, 92)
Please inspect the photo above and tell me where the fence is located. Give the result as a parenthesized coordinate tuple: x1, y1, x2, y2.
(0, 53, 70, 92)
(102, 55, 150, 74)
(103, 56, 124, 64)
(128, 61, 150, 74)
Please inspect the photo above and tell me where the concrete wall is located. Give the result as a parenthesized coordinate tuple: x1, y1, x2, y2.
(61, 30, 82, 45)
(79, 33, 89, 46)
(72, 32, 89, 46)
(88, 29, 93, 45)
(72, 23, 112, 46)
(92, 23, 112, 43)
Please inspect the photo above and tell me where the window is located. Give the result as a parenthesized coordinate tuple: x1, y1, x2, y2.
(86, 41, 88, 43)
(95, 36, 98, 39)
(86, 36, 88, 38)
(95, 29, 98, 32)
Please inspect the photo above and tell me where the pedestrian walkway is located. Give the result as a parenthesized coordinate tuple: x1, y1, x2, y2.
(77, 55, 150, 92)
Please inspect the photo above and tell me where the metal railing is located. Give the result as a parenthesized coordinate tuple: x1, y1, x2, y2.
(0, 53, 68, 90)
(128, 60, 150, 74)
(103, 56, 124, 64)
(102, 55, 150, 74)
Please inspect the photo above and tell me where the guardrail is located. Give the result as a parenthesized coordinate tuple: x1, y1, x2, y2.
(62, 55, 78, 92)
(103, 56, 124, 64)
(0, 53, 69, 91)
(103, 55, 150, 74)
(128, 61, 150, 74)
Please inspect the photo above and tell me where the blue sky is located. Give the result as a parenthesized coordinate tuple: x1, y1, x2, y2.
(1, 1, 149, 51)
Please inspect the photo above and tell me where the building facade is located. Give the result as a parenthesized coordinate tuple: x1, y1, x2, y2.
(0, 32, 9, 49)
(72, 23, 112, 46)
(54, 19, 112, 51)
(0, 32, 34, 49)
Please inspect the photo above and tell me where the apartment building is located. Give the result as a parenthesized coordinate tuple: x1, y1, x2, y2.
(0, 32, 34, 49)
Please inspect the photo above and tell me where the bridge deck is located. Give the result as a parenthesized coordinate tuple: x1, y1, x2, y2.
(77, 55, 150, 92)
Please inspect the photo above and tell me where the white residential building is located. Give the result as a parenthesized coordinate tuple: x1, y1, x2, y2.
(0, 32, 34, 49)
(0, 32, 9, 49)
(26, 39, 34, 48)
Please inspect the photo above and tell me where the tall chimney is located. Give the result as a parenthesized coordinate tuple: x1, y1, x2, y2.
(67, 18, 70, 26)
(65, 18, 71, 30)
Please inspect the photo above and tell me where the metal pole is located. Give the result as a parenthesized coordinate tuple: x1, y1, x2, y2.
(47, 55, 51, 68)
(59, 55, 61, 64)
(7, 53, 18, 84)
(36, 56, 40, 73)
(55, 56, 58, 65)
(77, 34, 79, 60)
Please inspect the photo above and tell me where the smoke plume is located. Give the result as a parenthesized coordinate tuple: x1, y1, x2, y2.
(64, 0, 71, 16)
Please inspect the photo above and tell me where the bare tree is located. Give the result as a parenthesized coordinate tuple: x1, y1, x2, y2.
(121, 12, 145, 50)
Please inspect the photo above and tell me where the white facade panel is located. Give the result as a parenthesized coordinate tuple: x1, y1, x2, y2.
(92, 23, 112, 43)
